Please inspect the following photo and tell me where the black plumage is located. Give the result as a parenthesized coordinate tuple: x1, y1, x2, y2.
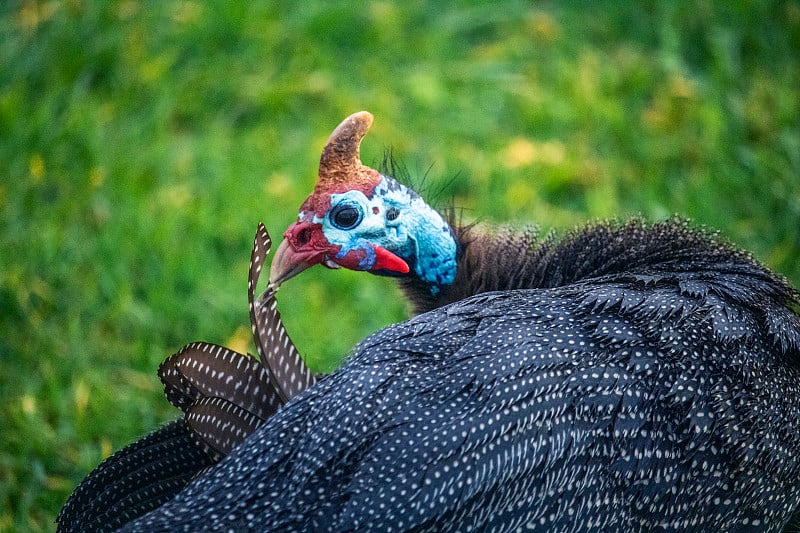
(124, 217, 800, 531)
(55, 420, 214, 532)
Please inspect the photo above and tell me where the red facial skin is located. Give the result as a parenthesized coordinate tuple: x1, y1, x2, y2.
(283, 218, 409, 273)
(270, 189, 409, 286)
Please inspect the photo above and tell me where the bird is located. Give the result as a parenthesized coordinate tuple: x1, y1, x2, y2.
(56, 223, 315, 532)
(117, 111, 800, 531)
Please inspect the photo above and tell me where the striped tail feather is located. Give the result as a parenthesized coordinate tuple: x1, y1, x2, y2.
(56, 420, 213, 532)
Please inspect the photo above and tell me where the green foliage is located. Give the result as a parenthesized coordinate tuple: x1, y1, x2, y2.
(1, 1, 798, 530)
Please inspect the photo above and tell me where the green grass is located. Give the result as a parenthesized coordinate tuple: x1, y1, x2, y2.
(1, 1, 799, 530)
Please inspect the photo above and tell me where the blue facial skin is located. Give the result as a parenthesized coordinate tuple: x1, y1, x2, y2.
(316, 175, 457, 295)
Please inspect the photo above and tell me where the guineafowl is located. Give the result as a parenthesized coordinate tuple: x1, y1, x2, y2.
(120, 112, 800, 531)
(57, 224, 315, 532)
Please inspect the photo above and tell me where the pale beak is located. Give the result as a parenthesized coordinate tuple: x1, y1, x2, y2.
(269, 238, 321, 288)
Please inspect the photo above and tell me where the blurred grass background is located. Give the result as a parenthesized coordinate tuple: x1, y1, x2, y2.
(1, 0, 798, 530)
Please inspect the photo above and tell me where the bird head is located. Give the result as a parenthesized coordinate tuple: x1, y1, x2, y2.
(270, 111, 457, 295)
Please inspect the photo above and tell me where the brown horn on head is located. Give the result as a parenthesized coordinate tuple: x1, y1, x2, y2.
(316, 111, 380, 192)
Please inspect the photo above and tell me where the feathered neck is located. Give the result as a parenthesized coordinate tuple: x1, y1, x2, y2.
(398, 217, 798, 316)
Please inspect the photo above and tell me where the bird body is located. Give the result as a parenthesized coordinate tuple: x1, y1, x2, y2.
(127, 224, 800, 530)
(62, 111, 800, 531)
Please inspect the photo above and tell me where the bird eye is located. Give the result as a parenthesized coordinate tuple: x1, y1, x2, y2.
(330, 204, 363, 230)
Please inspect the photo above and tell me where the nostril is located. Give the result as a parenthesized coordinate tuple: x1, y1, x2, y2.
(296, 227, 312, 246)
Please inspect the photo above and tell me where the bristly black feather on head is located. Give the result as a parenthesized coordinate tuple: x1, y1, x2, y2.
(376, 149, 458, 214)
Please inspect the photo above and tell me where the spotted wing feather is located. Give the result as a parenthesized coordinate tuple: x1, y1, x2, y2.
(256, 292, 316, 398)
(158, 341, 282, 421)
(247, 221, 271, 354)
(248, 222, 316, 401)
(185, 396, 265, 460)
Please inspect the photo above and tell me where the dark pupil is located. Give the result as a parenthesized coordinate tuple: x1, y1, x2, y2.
(332, 205, 361, 229)
(386, 207, 399, 221)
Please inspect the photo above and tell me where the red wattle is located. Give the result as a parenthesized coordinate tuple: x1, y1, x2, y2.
(371, 245, 410, 274)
